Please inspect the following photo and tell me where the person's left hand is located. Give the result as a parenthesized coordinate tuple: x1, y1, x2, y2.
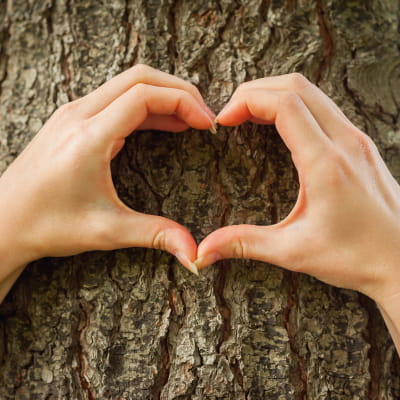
(0, 65, 215, 281)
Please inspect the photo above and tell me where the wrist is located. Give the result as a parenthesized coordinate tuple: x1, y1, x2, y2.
(376, 290, 400, 321)
(0, 230, 32, 303)
(361, 244, 400, 306)
(376, 291, 400, 355)
(0, 235, 34, 282)
(0, 209, 38, 283)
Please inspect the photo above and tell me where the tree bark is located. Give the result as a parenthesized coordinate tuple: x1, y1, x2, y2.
(0, 0, 399, 399)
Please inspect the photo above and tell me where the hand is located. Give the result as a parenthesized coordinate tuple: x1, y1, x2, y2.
(196, 73, 400, 305)
(0, 64, 215, 285)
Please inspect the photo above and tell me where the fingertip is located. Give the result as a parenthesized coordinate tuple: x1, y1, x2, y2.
(175, 251, 199, 275)
(196, 224, 277, 268)
(194, 252, 223, 269)
(203, 104, 216, 120)
(167, 227, 199, 275)
(203, 112, 217, 134)
(215, 108, 230, 125)
(195, 228, 230, 268)
(120, 212, 198, 261)
(215, 100, 249, 126)
(164, 225, 198, 259)
(178, 99, 217, 133)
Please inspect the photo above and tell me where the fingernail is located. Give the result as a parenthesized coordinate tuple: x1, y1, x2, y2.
(203, 104, 216, 120)
(175, 251, 199, 276)
(204, 113, 217, 134)
(194, 252, 222, 269)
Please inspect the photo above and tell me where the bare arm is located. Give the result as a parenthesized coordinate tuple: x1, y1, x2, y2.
(379, 297, 400, 355)
(196, 73, 400, 355)
(0, 64, 213, 302)
(0, 266, 25, 303)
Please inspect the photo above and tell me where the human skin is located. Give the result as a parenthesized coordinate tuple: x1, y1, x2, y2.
(0, 64, 215, 302)
(1, 68, 399, 355)
(195, 73, 400, 354)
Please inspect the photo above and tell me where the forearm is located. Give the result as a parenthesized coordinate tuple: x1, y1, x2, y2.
(0, 265, 26, 303)
(0, 221, 34, 303)
(377, 293, 400, 356)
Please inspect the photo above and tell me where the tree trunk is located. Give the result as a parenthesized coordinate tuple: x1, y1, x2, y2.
(0, 0, 399, 399)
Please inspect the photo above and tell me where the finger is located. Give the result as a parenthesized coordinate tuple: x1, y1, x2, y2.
(80, 64, 214, 118)
(137, 114, 189, 132)
(249, 116, 274, 125)
(234, 74, 355, 142)
(90, 84, 215, 142)
(216, 88, 331, 166)
(108, 116, 190, 159)
(104, 209, 199, 275)
(195, 224, 299, 269)
(110, 138, 125, 159)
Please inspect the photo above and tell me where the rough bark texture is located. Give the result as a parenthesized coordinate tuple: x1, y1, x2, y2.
(0, 0, 399, 399)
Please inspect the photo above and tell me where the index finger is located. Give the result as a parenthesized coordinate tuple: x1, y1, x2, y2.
(90, 84, 214, 142)
(80, 64, 213, 117)
(217, 88, 331, 166)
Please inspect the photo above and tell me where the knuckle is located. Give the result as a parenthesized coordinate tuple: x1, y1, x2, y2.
(172, 88, 191, 106)
(55, 100, 81, 117)
(131, 63, 151, 76)
(357, 131, 376, 156)
(231, 236, 246, 259)
(325, 149, 346, 169)
(151, 229, 167, 251)
(279, 90, 301, 107)
(287, 72, 311, 91)
(346, 128, 377, 160)
(77, 118, 94, 137)
(188, 81, 200, 95)
(131, 82, 148, 96)
(180, 89, 192, 101)
(319, 149, 351, 185)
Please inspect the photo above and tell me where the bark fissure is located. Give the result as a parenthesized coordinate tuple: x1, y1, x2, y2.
(168, 0, 180, 74)
(153, 321, 171, 400)
(282, 273, 307, 399)
(314, 0, 333, 84)
(121, 0, 134, 69)
(61, 0, 76, 101)
(0, 1, 399, 398)
(0, 12, 10, 104)
(131, 134, 165, 215)
(343, 71, 373, 136)
(152, 286, 173, 399)
(76, 301, 96, 400)
(214, 263, 232, 354)
(358, 294, 380, 400)
(44, 0, 54, 37)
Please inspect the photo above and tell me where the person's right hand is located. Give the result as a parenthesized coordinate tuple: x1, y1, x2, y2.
(196, 73, 400, 306)
(0, 64, 214, 284)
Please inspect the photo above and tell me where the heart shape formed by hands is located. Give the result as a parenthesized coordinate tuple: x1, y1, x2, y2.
(2, 65, 399, 307)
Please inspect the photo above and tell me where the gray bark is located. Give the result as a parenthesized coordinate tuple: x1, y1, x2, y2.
(0, 0, 399, 399)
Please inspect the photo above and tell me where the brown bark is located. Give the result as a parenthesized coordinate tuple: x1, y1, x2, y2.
(0, 0, 399, 399)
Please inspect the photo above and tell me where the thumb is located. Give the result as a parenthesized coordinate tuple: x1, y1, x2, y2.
(195, 224, 294, 269)
(106, 209, 199, 275)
